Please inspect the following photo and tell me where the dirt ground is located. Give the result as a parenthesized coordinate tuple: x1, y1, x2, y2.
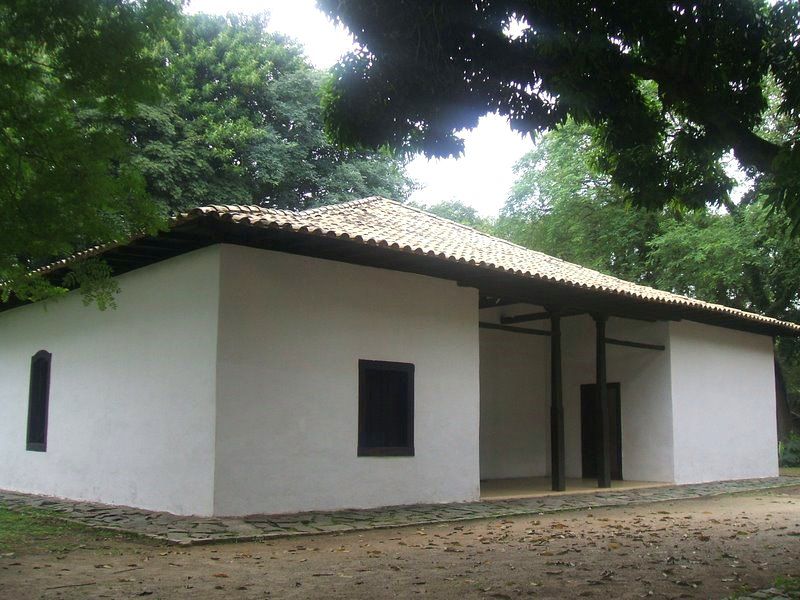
(1, 486, 799, 599)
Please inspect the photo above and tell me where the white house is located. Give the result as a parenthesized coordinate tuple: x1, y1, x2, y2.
(0, 198, 793, 516)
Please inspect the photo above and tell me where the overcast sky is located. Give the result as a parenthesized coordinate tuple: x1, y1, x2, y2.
(185, 0, 534, 216)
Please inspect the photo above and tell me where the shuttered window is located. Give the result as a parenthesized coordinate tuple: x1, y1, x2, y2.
(358, 360, 414, 456)
(26, 350, 51, 452)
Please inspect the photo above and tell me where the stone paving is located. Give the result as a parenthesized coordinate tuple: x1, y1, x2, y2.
(0, 477, 797, 546)
(735, 585, 800, 599)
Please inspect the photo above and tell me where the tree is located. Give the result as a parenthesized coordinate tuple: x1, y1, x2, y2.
(2, 9, 413, 305)
(498, 119, 662, 284)
(319, 0, 800, 226)
(411, 199, 493, 231)
(646, 199, 800, 321)
(129, 14, 413, 213)
(502, 118, 800, 323)
(502, 117, 800, 415)
(1, 0, 180, 303)
(647, 199, 800, 413)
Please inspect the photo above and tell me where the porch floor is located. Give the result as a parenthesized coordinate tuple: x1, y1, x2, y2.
(480, 476, 668, 500)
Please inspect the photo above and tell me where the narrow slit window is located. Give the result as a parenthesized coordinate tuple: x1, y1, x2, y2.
(358, 360, 414, 456)
(26, 350, 51, 452)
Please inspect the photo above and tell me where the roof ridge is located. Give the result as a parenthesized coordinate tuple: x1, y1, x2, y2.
(386, 199, 575, 256)
(384, 201, 724, 306)
(17, 198, 799, 334)
(300, 196, 386, 214)
(178, 201, 749, 307)
(184, 197, 390, 219)
(289, 199, 760, 303)
(389, 199, 650, 289)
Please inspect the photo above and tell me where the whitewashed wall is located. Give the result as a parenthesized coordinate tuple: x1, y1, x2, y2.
(0, 240, 779, 517)
(478, 305, 549, 480)
(669, 320, 778, 483)
(213, 244, 481, 516)
(0, 247, 221, 515)
(477, 309, 673, 484)
(478, 327, 549, 479)
(560, 315, 674, 482)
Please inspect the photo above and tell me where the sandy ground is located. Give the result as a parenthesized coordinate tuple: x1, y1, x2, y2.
(1, 486, 799, 599)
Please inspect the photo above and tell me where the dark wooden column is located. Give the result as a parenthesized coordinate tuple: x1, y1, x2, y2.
(595, 315, 612, 488)
(550, 313, 565, 491)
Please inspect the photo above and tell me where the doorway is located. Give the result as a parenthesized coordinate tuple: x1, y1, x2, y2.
(580, 383, 622, 480)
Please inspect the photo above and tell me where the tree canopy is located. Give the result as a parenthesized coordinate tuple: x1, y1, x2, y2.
(498, 119, 662, 284)
(411, 199, 493, 231)
(1, 8, 412, 304)
(425, 116, 800, 404)
(1, 0, 180, 303)
(130, 13, 412, 213)
(319, 0, 800, 225)
(492, 118, 800, 323)
(425, 117, 798, 405)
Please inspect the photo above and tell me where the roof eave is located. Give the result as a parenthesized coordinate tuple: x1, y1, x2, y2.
(4, 207, 799, 338)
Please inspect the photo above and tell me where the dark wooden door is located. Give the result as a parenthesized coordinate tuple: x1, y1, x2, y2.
(580, 383, 622, 480)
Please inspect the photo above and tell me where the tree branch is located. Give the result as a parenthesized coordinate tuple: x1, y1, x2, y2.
(622, 56, 782, 173)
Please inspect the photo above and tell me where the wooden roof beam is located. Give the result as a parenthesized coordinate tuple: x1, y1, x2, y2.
(604, 337, 665, 351)
(501, 308, 585, 324)
(478, 321, 551, 336)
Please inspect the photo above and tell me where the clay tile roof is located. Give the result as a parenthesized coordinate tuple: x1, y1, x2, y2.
(178, 197, 800, 335)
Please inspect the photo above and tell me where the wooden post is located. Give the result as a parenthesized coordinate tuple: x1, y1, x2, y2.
(595, 315, 612, 488)
(550, 313, 565, 491)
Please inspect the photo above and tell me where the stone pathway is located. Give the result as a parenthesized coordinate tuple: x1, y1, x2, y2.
(1, 477, 797, 546)
(735, 585, 800, 599)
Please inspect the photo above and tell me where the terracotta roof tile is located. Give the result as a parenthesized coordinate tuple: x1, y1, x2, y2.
(179, 197, 800, 335)
(19, 197, 799, 335)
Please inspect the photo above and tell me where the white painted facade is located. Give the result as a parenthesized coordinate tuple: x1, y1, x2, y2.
(0, 243, 780, 516)
(0, 247, 222, 515)
(478, 309, 674, 483)
(479, 327, 549, 479)
(669, 320, 778, 483)
(560, 315, 675, 482)
(213, 245, 481, 516)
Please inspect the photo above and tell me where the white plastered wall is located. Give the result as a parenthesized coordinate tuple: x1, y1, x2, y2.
(213, 244, 481, 516)
(478, 305, 549, 480)
(0, 247, 221, 515)
(669, 320, 778, 483)
(0, 241, 780, 517)
(561, 315, 674, 482)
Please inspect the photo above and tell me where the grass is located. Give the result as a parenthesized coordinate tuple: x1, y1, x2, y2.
(780, 467, 800, 477)
(0, 507, 155, 555)
(727, 576, 800, 599)
(773, 575, 800, 594)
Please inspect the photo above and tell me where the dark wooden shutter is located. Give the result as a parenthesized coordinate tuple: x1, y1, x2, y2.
(26, 350, 52, 452)
(358, 360, 414, 456)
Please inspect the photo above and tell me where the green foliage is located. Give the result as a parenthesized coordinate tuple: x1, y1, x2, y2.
(501, 117, 800, 407)
(0, 507, 153, 554)
(779, 433, 800, 467)
(501, 120, 800, 320)
(498, 120, 662, 284)
(772, 576, 800, 594)
(61, 259, 120, 311)
(647, 202, 800, 321)
(320, 0, 800, 229)
(0, 0, 180, 302)
(129, 14, 413, 213)
(2, 9, 413, 306)
(411, 200, 494, 232)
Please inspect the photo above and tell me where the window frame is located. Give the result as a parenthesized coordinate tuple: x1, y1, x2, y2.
(26, 349, 52, 452)
(357, 359, 415, 457)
